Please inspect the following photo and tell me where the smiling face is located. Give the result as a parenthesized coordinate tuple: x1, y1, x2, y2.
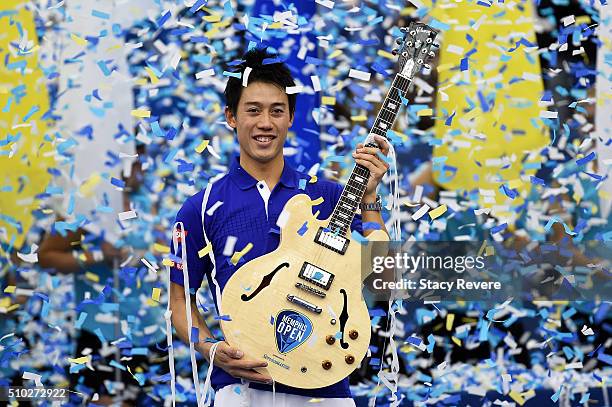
(225, 81, 294, 168)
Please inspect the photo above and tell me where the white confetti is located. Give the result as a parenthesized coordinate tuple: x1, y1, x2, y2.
(195, 69, 215, 79)
(348, 69, 371, 82)
(118, 210, 137, 221)
(242, 66, 252, 87)
(411, 204, 430, 221)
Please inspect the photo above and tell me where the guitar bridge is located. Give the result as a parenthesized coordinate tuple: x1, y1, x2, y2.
(287, 295, 322, 314)
(314, 227, 349, 255)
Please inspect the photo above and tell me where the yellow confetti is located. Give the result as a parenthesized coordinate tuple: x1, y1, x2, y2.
(311, 197, 324, 206)
(446, 313, 455, 331)
(508, 179, 523, 189)
(154, 243, 170, 254)
(68, 355, 91, 364)
(268, 21, 282, 29)
(417, 108, 433, 116)
(350, 115, 367, 122)
(162, 258, 174, 267)
(4, 285, 16, 294)
(377, 49, 396, 60)
(131, 109, 151, 118)
(485, 245, 495, 256)
(509, 390, 526, 405)
(451, 336, 462, 346)
(145, 67, 159, 84)
(575, 15, 591, 25)
(428, 204, 447, 220)
(328, 50, 342, 59)
(195, 140, 210, 154)
(85, 272, 99, 283)
(198, 243, 212, 258)
(309, 175, 317, 183)
(152, 288, 161, 302)
(321, 96, 336, 105)
(70, 33, 88, 46)
(79, 173, 101, 197)
(203, 14, 221, 22)
(231, 243, 253, 266)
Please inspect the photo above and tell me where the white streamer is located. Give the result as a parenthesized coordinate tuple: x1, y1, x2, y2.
(172, 221, 205, 407)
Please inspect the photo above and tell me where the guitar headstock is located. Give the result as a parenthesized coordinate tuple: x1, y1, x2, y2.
(392, 22, 439, 80)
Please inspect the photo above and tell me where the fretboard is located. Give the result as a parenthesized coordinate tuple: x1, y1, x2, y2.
(327, 74, 412, 235)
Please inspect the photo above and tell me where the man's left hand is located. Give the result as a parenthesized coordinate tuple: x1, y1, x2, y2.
(352, 135, 390, 200)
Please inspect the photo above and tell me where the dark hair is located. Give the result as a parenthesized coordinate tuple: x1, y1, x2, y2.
(224, 47, 296, 119)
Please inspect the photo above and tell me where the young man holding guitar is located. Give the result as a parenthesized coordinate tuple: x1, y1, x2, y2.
(169, 47, 390, 406)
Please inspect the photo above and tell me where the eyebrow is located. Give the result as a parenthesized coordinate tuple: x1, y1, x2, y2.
(243, 102, 287, 107)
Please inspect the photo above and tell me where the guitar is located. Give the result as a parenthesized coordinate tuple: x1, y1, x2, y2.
(220, 22, 438, 389)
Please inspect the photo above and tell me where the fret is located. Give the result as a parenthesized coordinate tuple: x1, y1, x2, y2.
(325, 72, 414, 233)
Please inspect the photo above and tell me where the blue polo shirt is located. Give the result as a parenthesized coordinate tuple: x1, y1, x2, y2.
(170, 156, 362, 398)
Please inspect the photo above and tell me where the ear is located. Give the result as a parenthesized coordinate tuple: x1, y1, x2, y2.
(289, 113, 294, 128)
(225, 106, 236, 129)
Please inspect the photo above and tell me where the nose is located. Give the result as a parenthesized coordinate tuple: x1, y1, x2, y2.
(257, 112, 273, 130)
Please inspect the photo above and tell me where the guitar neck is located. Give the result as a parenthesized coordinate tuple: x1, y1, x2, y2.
(327, 74, 413, 235)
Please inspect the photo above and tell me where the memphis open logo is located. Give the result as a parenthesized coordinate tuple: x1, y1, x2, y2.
(274, 310, 313, 354)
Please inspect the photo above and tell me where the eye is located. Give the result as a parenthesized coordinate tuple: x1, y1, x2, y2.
(247, 107, 260, 113)
(272, 108, 284, 115)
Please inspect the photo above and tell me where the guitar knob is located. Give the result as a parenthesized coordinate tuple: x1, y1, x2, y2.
(322, 360, 332, 370)
(326, 335, 336, 345)
(349, 330, 358, 340)
(345, 355, 355, 364)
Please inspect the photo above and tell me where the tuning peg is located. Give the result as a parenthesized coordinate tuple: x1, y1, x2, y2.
(400, 27, 409, 32)
(395, 38, 402, 44)
(428, 51, 436, 58)
(431, 42, 440, 48)
(410, 30, 416, 37)
(426, 38, 433, 44)
(423, 64, 431, 70)
(391, 49, 399, 55)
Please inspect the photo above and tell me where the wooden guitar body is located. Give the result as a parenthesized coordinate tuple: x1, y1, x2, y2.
(220, 194, 388, 388)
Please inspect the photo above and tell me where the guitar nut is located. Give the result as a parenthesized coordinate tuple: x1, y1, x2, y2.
(349, 330, 358, 340)
(326, 335, 336, 345)
(345, 355, 355, 364)
(322, 360, 332, 370)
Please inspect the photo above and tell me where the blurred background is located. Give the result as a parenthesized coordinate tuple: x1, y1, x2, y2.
(0, 0, 610, 405)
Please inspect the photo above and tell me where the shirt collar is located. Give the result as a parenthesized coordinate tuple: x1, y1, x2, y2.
(229, 156, 299, 190)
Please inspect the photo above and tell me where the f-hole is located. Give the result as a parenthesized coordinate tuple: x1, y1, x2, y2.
(339, 289, 349, 349)
(241, 262, 289, 301)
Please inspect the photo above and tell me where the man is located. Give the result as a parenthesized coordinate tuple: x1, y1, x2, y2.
(169, 47, 390, 406)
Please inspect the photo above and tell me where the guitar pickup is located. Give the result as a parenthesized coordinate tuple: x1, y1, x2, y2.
(315, 227, 349, 255)
(286, 295, 322, 314)
(299, 262, 334, 290)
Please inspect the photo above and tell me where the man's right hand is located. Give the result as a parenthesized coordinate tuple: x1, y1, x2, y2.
(200, 341, 272, 384)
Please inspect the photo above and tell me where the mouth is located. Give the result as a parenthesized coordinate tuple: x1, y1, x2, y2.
(252, 135, 276, 145)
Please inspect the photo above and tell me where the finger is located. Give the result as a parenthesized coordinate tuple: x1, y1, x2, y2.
(354, 156, 388, 179)
(353, 150, 386, 169)
(228, 357, 268, 370)
(231, 369, 272, 384)
(373, 135, 390, 155)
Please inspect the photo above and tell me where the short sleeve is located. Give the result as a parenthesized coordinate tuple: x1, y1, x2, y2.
(169, 197, 212, 290)
(333, 183, 363, 235)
